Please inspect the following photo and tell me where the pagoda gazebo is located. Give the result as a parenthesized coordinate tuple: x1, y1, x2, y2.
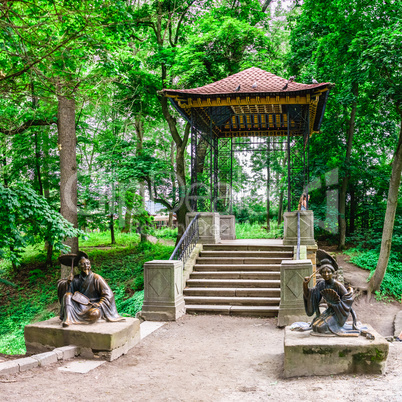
(163, 67, 332, 214)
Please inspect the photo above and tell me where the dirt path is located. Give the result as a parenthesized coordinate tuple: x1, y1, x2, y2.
(1, 314, 401, 402)
(1, 247, 400, 400)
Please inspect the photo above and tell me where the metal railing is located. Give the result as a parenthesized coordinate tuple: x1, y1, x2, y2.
(297, 211, 301, 260)
(169, 213, 200, 265)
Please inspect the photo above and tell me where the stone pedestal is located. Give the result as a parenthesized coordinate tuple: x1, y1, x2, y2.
(220, 215, 236, 240)
(284, 326, 389, 378)
(24, 317, 140, 362)
(277, 259, 312, 327)
(307, 244, 318, 273)
(139, 260, 186, 321)
(283, 211, 315, 246)
(186, 212, 220, 244)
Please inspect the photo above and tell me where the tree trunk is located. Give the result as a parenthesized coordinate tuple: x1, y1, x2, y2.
(45, 242, 53, 267)
(338, 84, 358, 250)
(349, 185, 356, 235)
(110, 213, 116, 244)
(160, 93, 190, 241)
(134, 114, 148, 243)
(170, 140, 176, 207)
(34, 128, 43, 196)
(368, 119, 402, 293)
(277, 154, 287, 224)
(1, 136, 7, 186)
(42, 141, 50, 199)
(57, 94, 78, 278)
(168, 211, 173, 228)
(122, 205, 132, 233)
(139, 182, 147, 242)
(278, 192, 284, 224)
(176, 141, 188, 240)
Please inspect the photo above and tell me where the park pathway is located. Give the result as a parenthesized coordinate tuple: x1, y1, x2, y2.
(0, 315, 401, 402)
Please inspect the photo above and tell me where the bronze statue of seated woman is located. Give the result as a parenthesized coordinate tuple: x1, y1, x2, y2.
(302, 260, 360, 336)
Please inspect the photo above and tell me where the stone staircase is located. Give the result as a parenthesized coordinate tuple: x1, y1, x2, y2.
(184, 243, 294, 317)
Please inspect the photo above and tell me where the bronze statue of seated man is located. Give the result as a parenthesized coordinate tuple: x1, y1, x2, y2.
(57, 252, 124, 327)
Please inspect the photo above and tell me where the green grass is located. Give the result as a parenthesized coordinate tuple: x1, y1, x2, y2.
(0, 237, 174, 355)
(80, 231, 140, 247)
(344, 248, 402, 300)
(153, 226, 178, 241)
(236, 221, 284, 239)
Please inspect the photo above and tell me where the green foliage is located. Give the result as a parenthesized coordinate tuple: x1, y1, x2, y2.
(233, 195, 276, 225)
(344, 248, 402, 300)
(0, 183, 81, 266)
(0, 266, 59, 355)
(80, 231, 140, 248)
(0, 237, 174, 354)
(154, 226, 178, 241)
(236, 221, 283, 239)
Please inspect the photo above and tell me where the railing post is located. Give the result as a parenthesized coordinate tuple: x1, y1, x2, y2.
(185, 212, 220, 244)
(138, 260, 186, 321)
(297, 211, 300, 260)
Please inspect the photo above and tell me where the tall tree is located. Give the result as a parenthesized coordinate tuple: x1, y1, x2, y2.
(351, 7, 402, 293)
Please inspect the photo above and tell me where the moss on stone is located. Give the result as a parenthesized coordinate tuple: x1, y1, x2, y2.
(353, 348, 385, 363)
(338, 349, 351, 357)
(302, 347, 333, 355)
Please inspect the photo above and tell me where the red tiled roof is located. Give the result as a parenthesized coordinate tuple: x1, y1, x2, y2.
(163, 67, 330, 96)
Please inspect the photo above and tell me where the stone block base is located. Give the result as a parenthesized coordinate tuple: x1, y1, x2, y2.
(140, 259, 186, 321)
(284, 326, 389, 378)
(283, 211, 315, 246)
(138, 302, 185, 322)
(24, 317, 140, 362)
(186, 212, 221, 244)
(278, 310, 311, 328)
(220, 215, 236, 240)
(278, 259, 313, 327)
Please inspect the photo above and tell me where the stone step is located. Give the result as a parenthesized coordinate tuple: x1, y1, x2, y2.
(196, 257, 291, 265)
(184, 296, 280, 306)
(193, 264, 282, 272)
(203, 244, 293, 252)
(189, 271, 280, 280)
(186, 278, 281, 288)
(185, 304, 279, 317)
(183, 287, 281, 297)
(200, 251, 293, 258)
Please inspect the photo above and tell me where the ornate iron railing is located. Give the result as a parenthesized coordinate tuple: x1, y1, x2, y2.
(169, 213, 200, 264)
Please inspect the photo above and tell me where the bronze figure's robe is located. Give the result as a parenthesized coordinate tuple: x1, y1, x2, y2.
(304, 279, 354, 335)
(58, 271, 124, 325)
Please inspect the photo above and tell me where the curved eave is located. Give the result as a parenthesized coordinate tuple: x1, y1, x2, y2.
(163, 84, 331, 98)
(165, 85, 333, 138)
